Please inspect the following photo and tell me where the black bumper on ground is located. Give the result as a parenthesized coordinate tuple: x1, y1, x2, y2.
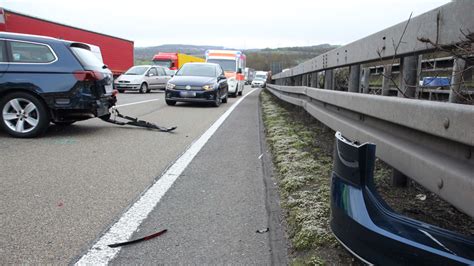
(331, 132, 474, 265)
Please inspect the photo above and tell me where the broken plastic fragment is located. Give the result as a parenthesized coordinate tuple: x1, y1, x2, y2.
(108, 229, 167, 248)
(256, 228, 269, 234)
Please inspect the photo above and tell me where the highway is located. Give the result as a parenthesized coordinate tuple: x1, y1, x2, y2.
(0, 87, 287, 264)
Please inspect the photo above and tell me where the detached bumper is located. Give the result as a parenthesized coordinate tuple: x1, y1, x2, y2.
(331, 132, 474, 265)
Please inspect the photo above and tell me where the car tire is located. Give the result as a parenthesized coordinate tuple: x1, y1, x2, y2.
(222, 93, 228, 103)
(146, 88, 151, 93)
(53, 121, 76, 126)
(212, 91, 221, 107)
(0, 92, 50, 138)
(166, 100, 176, 106)
(238, 89, 243, 96)
(139, 83, 148, 94)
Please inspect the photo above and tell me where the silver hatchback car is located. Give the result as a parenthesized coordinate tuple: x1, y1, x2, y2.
(114, 65, 171, 93)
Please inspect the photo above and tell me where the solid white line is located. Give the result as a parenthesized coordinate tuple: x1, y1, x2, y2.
(116, 99, 160, 108)
(76, 88, 259, 265)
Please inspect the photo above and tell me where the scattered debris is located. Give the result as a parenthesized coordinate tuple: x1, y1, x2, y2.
(108, 229, 167, 248)
(415, 194, 427, 201)
(57, 202, 64, 207)
(101, 107, 176, 132)
(256, 228, 269, 234)
(258, 154, 263, 160)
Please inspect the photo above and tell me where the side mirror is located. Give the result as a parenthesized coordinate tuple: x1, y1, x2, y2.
(148, 73, 154, 77)
(218, 75, 226, 80)
(237, 68, 242, 74)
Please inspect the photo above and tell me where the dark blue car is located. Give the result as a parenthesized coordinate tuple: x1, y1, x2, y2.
(0, 32, 116, 138)
(165, 63, 228, 107)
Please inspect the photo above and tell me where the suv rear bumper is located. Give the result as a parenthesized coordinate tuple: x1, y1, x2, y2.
(42, 92, 116, 121)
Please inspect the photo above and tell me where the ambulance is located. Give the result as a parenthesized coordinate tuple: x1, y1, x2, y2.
(206, 50, 246, 97)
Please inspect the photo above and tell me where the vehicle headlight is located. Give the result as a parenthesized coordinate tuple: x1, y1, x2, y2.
(166, 83, 176, 90)
(202, 84, 215, 91)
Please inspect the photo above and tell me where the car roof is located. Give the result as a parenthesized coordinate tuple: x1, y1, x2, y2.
(132, 65, 166, 68)
(0, 32, 66, 45)
(184, 62, 220, 67)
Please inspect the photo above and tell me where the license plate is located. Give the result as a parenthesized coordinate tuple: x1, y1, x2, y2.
(180, 91, 196, 98)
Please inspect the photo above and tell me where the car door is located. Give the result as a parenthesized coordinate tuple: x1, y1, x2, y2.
(157, 67, 169, 89)
(217, 66, 227, 96)
(0, 40, 9, 78)
(146, 67, 159, 89)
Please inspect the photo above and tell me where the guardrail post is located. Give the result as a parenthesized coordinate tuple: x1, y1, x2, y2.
(449, 57, 467, 103)
(399, 55, 418, 98)
(324, 70, 334, 90)
(381, 65, 393, 96)
(361, 67, 370, 93)
(348, 65, 361, 92)
(311, 72, 318, 88)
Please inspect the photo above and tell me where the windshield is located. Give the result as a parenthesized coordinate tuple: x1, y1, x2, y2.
(256, 74, 266, 80)
(124, 66, 149, 75)
(153, 60, 172, 68)
(207, 59, 236, 72)
(70, 47, 104, 71)
(175, 64, 217, 77)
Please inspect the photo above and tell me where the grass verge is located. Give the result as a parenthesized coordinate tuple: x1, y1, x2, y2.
(260, 90, 358, 265)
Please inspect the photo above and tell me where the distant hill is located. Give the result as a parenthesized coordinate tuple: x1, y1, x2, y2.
(134, 43, 340, 71)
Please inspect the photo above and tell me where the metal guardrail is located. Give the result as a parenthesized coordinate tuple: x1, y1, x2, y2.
(272, 0, 474, 80)
(266, 84, 474, 217)
(269, 0, 474, 217)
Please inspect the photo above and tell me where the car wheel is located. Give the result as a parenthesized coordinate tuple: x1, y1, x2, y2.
(238, 89, 243, 96)
(212, 91, 221, 107)
(140, 83, 148, 93)
(146, 88, 151, 93)
(0, 92, 50, 138)
(118, 89, 125, 93)
(166, 100, 176, 106)
(53, 121, 76, 126)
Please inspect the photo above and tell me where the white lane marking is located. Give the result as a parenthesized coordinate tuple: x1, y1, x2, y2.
(76, 88, 259, 265)
(116, 99, 160, 108)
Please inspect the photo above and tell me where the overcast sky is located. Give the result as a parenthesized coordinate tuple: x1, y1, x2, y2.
(0, 0, 451, 49)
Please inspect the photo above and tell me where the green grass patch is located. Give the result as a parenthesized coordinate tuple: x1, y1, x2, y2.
(260, 90, 357, 265)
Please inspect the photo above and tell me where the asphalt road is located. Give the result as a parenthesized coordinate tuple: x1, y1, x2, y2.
(0, 87, 287, 264)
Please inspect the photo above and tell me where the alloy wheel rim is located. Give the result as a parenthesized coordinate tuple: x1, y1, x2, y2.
(2, 98, 39, 133)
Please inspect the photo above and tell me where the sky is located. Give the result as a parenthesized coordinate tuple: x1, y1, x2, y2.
(0, 0, 451, 49)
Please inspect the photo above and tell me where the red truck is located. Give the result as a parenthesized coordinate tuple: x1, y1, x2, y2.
(152, 52, 205, 71)
(0, 8, 134, 77)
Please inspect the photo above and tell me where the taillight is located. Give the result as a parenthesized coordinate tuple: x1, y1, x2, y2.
(73, 70, 104, 81)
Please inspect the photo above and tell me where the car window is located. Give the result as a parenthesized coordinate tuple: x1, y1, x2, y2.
(124, 66, 149, 75)
(70, 46, 104, 70)
(157, 68, 166, 76)
(175, 64, 217, 77)
(149, 68, 158, 76)
(0, 41, 6, 62)
(9, 41, 56, 63)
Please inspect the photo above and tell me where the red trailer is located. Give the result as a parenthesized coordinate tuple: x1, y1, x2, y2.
(0, 8, 134, 77)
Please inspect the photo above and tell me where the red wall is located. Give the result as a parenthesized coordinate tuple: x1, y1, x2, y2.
(1, 11, 134, 75)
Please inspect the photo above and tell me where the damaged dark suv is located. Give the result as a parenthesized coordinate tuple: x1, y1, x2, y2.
(0, 32, 116, 138)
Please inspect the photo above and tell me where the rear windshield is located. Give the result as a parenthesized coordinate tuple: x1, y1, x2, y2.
(70, 47, 104, 71)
